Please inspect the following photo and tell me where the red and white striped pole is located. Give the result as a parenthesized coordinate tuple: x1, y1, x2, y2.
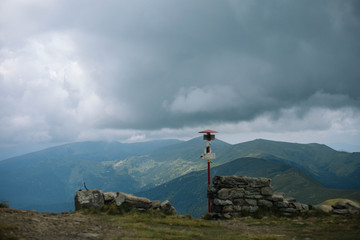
(199, 129, 218, 214)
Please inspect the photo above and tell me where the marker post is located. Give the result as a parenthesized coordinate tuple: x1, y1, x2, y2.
(199, 129, 218, 214)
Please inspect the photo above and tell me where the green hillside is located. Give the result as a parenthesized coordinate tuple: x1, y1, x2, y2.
(138, 157, 360, 217)
(111, 138, 231, 189)
(217, 139, 360, 189)
(1, 138, 359, 214)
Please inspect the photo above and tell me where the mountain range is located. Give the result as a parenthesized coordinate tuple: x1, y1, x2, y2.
(0, 138, 359, 216)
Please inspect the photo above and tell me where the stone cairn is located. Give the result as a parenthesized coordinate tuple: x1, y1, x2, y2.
(75, 189, 177, 215)
(207, 175, 310, 219)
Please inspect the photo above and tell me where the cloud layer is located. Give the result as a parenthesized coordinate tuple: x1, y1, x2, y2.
(0, 0, 359, 155)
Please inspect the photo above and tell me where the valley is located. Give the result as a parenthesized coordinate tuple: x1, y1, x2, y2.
(0, 138, 359, 217)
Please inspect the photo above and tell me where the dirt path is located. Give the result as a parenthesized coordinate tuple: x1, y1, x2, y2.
(0, 208, 128, 240)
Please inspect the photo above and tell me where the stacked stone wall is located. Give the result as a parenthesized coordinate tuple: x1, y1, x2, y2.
(207, 176, 309, 218)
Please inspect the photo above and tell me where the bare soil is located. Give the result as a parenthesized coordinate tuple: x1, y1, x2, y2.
(0, 208, 127, 240)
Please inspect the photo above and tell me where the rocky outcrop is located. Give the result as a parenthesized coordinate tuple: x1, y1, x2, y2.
(75, 190, 176, 215)
(315, 199, 360, 215)
(208, 176, 310, 219)
(332, 200, 360, 215)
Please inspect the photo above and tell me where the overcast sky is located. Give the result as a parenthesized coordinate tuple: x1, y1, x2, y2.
(0, 0, 359, 159)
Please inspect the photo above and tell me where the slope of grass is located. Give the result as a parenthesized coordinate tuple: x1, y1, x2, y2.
(84, 209, 360, 240)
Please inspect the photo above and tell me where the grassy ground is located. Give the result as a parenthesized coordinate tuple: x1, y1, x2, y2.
(1, 206, 359, 240)
(85, 209, 360, 240)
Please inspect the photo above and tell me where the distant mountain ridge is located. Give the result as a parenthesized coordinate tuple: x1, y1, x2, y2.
(138, 157, 360, 217)
(219, 139, 360, 189)
(0, 138, 359, 214)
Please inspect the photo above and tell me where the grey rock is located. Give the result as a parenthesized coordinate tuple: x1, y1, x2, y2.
(242, 206, 259, 213)
(258, 199, 273, 208)
(300, 203, 309, 211)
(213, 176, 271, 188)
(222, 205, 234, 213)
(261, 187, 273, 196)
(285, 197, 296, 203)
(332, 200, 360, 210)
(314, 204, 333, 213)
(104, 192, 117, 202)
(293, 202, 303, 210)
(75, 189, 104, 210)
(233, 199, 246, 206)
(217, 188, 245, 200)
(276, 201, 289, 208)
(332, 209, 349, 215)
(245, 194, 263, 199)
(207, 185, 217, 199)
(116, 192, 152, 209)
(267, 193, 284, 202)
(331, 199, 360, 215)
(160, 200, 177, 215)
(151, 200, 161, 209)
(245, 199, 257, 206)
(213, 198, 233, 206)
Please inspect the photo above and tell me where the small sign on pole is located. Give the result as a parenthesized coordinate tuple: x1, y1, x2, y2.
(199, 129, 218, 214)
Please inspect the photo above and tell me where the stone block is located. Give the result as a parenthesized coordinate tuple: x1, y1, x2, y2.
(233, 199, 246, 206)
(242, 206, 259, 213)
(261, 187, 273, 196)
(222, 205, 234, 213)
(245, 199, 257, 206)
(213, 198, 233, 206)
(258, 199, 273, 208)
(75, 189, 104, 210)
(276, 201, 289, 208)
(207, 185, 217, 199)
(218, 188, 245, 200)
(266, 193, 284, 202)
(285, 197, 296, 203)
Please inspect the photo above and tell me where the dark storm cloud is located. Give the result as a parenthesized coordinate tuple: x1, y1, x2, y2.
(74, 0, 359, 129)
(0, 0, 359, 148)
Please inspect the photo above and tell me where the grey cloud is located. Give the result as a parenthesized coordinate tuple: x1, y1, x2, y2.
(84, 0, 357, 131)
(0, 0, 359, 147)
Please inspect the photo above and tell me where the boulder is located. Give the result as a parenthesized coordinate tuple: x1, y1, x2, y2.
(116, 192, 152, 209)
(104, 192, 117, 203)
(314, 204, 333, 213)
(75, 189, 104, 210)
(160, 200, 177, 215)
(151, 200, 161, 210)
(332, 200, 360, 215)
